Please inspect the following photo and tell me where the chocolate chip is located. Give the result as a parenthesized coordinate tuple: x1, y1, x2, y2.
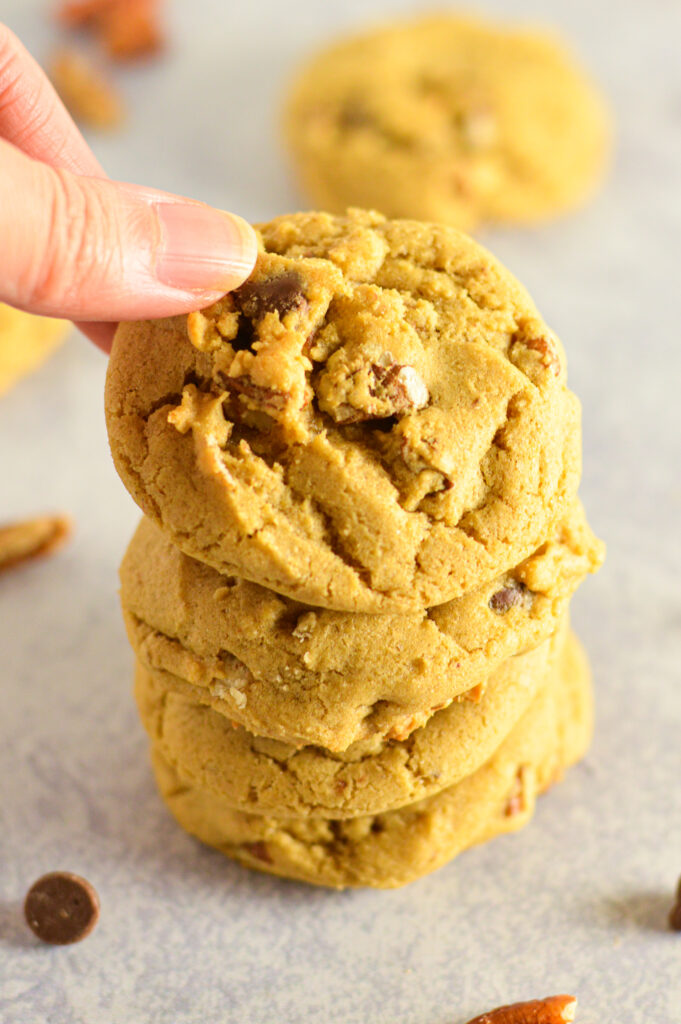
(235, 271, 307, 322)
(24, 872, 99, 945)
(489, 580, 533, 614)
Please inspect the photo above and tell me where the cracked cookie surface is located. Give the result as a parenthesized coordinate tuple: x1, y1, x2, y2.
(150, 629, 592, 889)
(107, 209, 581, 612)
(284, 16, 610, 231)
(121, 508, 602, 749)
(135, 623, 565, 819)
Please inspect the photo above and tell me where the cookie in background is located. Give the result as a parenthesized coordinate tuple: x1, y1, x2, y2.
(284, 14, 611, 231)
(0, 303, 70, 396)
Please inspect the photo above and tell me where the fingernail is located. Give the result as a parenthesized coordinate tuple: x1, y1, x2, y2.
(155, 204, 257, 293)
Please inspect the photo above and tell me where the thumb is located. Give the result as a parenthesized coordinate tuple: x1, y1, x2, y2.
(0, 137, 257, 325)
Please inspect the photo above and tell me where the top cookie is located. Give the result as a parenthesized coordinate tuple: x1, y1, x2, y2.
(284, 15, 610, 231)
(106, 209, 580, 613)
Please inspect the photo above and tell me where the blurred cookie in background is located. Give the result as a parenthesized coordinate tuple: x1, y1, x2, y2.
(0, 303, 70, 396)
(284, 14, 611, 232)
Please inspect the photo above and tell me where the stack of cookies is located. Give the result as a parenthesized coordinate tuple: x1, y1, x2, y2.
(106, 209, 603, 889)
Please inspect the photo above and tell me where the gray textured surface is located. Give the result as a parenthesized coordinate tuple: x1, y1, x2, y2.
(1, 1, 680, 1021)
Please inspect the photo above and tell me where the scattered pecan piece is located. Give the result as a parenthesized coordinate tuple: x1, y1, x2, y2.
(0, 515, 72, 575)
(56, 0, 114, 26)
(463, 994, 577, 1024)
(56, 0, 164, 62)
(669, 876, 681, 931)
(489, 580, 533, 614)
(49, 49, 124, 129)
(99, 0, 163, 61)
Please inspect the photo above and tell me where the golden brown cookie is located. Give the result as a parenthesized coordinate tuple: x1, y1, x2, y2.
(122, 508, 602, 750)
(0, 303, 69, 396)
(135, 623, 566, 818)
(106, 209, 581, 613)
(284, 15, 610, 231)
(150, 629, 592, 889)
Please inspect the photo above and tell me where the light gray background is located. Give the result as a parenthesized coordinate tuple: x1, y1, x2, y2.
(1, 1, 680, 1021)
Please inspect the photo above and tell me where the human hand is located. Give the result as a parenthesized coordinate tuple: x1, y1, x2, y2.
(0, 24, 258, 351)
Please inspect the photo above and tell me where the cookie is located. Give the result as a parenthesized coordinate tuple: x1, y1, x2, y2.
(135, 622, 565, 819)
(122, 507, 602, 750)
(149, 630, 592, 889)
(106, 209, 581, 613)
(284, 15, 610, 231)
(0, 303, 69, 395)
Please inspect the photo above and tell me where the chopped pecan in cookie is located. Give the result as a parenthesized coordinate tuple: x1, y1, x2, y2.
(510, 323, 562, 377)
(504, 765, 531, 817)
(323, 356, 429, 424)
(243, 841, 273, 865)
(489, 580, 534, 614)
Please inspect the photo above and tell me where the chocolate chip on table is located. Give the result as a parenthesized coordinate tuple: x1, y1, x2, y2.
(488, 580, 533, 614)
(463, 994, 577, 1024)
(670, 876, 681, 931)
(24, 872, 100, 945)
(235, 271, 307, 321)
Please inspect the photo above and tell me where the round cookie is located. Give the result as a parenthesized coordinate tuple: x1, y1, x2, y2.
(284, 16, 610, 231)
(106, 209, 581, 613)
(121, 505, 602, 750)
(149, 630, 592, 889)
(0, 303, 69, 396)
(134, 623, 565, 818)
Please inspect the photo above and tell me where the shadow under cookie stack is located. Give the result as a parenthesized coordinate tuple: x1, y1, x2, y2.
(107, 209, 604, 889)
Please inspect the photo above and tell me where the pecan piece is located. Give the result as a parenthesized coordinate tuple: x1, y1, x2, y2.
(464, 994, 577, 1024)
(0, 515, 72, 574)
(333, 360, 429, 423)
(57, 0, 164, 62)
(243, 842, 272, 865)
(504, 766, 530, 818)
(226, 377, 289, 412)
(512, 332, 561, 377)
(49, 49, 123, 130)
(489, 580, 534, 614)
(370, 362, 429, 412)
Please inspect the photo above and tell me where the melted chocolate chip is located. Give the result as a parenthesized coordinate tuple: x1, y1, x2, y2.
(235, 271, 307, 322)
(24, 872, 100, 945)
(231, 316, 256, 352)
(488, 581, 532, 614)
